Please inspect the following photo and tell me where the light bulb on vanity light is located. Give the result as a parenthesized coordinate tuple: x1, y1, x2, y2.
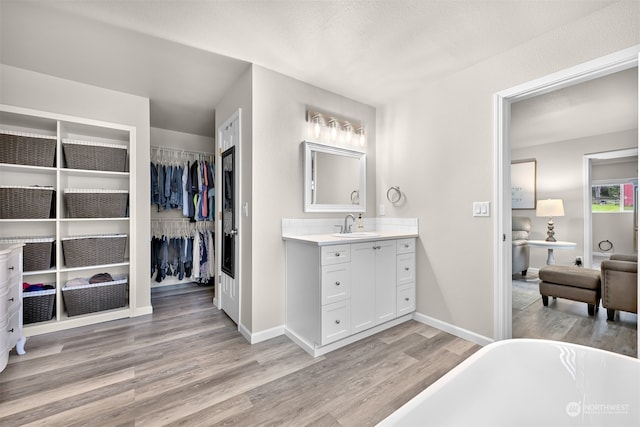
(344, 122, 353, 144)
(329, 118, 338, 141)
(357, 127, 366, 146)
(312, 114, 324, 138)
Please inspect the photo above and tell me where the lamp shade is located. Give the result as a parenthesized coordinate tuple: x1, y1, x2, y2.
(536, 199, 564, 217)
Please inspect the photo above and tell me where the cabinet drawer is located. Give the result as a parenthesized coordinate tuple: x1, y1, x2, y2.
(396, 238, 415, 255)
(6, 310, 20, 349)
(397, 253, 415, 285)
(321, 244, 351, 265)
(321, 300, 350, 345)
(397, 283, 415, 316)
(0, 250, 22, 283)
(6, 280, 20, 316)
(321, 264, 350, 305)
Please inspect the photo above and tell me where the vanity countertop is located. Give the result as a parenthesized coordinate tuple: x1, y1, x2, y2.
(282, 231, 418, 246)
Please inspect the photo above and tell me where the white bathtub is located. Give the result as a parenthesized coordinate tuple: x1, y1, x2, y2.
(378, 339, 639, 427)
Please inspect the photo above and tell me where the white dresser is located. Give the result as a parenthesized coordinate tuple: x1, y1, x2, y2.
(1, 243, 26, 373)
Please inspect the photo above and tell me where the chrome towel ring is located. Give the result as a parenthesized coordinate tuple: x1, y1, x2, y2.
(386, 186, 402, 204)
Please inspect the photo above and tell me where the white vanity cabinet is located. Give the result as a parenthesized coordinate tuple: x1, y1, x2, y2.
(285, 235, 416, 357)
(1, 243, 26, 372)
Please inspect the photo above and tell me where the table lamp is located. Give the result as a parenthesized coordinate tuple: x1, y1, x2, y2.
(536, 199, 564, 242)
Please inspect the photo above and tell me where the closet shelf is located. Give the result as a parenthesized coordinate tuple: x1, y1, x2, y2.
(61, 168, 130, 178)
(59, 217, 130, 222)
(0, 163, 56, 174)
(24, 268, 57, 277)
(59, 260, 130, 273)
(0, 218, 56, 223)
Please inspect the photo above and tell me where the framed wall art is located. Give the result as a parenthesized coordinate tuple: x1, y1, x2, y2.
(511, 159, 536, 209)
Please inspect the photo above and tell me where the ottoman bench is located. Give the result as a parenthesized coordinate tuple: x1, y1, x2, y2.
(538, 265, 601, 316)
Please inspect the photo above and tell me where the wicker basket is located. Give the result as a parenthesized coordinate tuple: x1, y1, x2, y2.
(61, 234, 126, 267)
(62, 276, 127, 316)
(23, 286, 56, 324)
(0, 130, 56, 167)
(0, 186, 54, 219)
(64, 189, 128, 218)
(62, 139, 127, 172)
(0, 236, 55, 271)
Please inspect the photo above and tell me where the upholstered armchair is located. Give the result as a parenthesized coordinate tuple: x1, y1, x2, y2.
(601, 254, 637, 321)
(512, 216, 531, 277)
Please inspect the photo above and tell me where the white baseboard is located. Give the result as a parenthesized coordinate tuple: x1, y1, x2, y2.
(131, 305, 153, 317)
(239, 323, 285, 344)
(412, 312, 493, 347)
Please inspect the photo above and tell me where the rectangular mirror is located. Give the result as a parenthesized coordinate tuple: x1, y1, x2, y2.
(303, 141, 366, 213)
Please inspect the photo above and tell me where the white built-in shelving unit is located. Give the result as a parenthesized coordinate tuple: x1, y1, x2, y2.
(0, 104, 137, 335)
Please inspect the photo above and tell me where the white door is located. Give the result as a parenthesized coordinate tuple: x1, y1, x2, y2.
(217, 109, 240, 325)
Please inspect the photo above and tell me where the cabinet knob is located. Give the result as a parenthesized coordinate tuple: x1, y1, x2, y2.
(8, 266, 15, 270)
(404, 244, 409, 248)
(335, 319, 341, 324)
(8, 297, 14, 302)
(335, 281, 340, 286)
(8, 328, 14, 333)
(335, 253, 340, 257)
(404, 267, 410, 271)
(405, 297, 410, 302)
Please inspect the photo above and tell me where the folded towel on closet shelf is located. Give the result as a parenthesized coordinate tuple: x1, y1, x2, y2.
(89, 273, 113, 284)
(65, 277, 90, 287)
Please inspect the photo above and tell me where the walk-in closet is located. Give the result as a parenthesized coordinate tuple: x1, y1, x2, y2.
(149, 128, 216, 298)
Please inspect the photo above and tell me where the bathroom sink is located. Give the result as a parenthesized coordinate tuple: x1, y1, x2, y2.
(332, 232, 379, 238)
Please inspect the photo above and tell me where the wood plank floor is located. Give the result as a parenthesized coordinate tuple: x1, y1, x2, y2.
(512, 273, 638, 357)
(2, 284, 480, 426)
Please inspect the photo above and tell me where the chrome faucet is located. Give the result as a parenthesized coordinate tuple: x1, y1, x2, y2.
(343, 214, 356, 233)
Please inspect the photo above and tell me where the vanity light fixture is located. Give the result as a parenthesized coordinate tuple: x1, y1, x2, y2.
(306, 109, 366, 147)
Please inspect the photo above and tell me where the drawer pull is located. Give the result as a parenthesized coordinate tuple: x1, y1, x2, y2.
(8, 297, 14, 302)
(335, 281, 340, 286)
(335, 319, 341, 324)
(8, 266, 15, 270)
(8, 328, 14, 333)
(335, 253, 341, 257)
(404, 267, 410, 271)
(404, 244, 409, 248)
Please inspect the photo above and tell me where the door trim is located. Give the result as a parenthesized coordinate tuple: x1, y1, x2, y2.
(493, 45, 640, 351)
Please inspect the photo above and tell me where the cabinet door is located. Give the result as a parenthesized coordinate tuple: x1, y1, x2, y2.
(375, 240, 397, 324)
(350, 242, 376, 334)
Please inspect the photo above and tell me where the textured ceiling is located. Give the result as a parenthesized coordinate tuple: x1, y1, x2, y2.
(0, 0, 635, 139)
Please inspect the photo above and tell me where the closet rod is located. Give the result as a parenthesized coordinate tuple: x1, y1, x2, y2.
(150, 145, 214, 156)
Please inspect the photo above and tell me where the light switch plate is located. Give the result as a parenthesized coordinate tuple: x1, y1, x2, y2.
(473, 201, 490, 217)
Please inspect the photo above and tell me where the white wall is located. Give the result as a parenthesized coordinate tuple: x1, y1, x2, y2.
(513, 129, 637, 267)
(0, 64, 152, 313)
(251, 65, 376, 333)
(376, 2, 640, 339)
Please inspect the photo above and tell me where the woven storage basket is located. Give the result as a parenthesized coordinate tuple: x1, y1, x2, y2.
(62, 276, 127, 316)
(0, 236, 55, 271)
(62, 139, 127, 172)
(0, 186, 54, 219)
(64, 189, 128, 218)
(62, 234, 126, 267)
(0, 130, 56, 167)
(23, 285, 56, 324)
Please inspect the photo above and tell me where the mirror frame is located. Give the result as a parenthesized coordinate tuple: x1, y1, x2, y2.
(303, 140, 366, 213)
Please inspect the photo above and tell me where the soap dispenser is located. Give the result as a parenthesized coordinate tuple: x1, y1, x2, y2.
(356, 213, 364, 230)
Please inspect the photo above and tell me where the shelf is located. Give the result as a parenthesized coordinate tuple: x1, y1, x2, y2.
(59, 261, 130, 273)
(0, 163, 57, 174)
(23, 306, 131, 336)
(61, 168, 130, 178)
(59, 217, 130, 222)
(23, 268, 57, 277)
(0, 218, 56, 223)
